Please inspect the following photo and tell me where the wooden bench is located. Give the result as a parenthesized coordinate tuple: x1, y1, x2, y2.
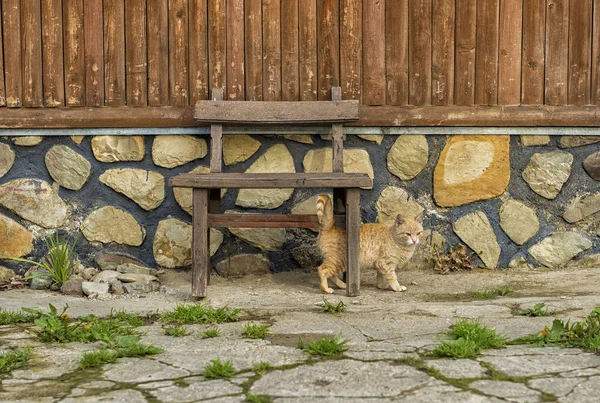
(169, 87, 372, 298)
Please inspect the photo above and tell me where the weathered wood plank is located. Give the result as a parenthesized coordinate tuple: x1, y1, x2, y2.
(22, 0, 43, 107)
(263, 0, 282, 101)
(245, 0, 263, 100)
(0, 0, 6, 106)
(210, 88, 224, 173)
(208, 0, 226, 95)
(64, 0, 85, 106)
(340, 0, 361, 101)
(409, 0, 432, 105)
(521, 0, 546, 105)
(192, 188, 210, 298)
(194, 100, 360, 123)
(170, 0, 189, 105)
(455, 0, 477, 105)
(281, 0, 299, 101)
(593, 0, 600, 104)
(317, 0, 340, 100)
(104, 0, 125, 106)
(331, 87, 344, 173)
(147, 0, 170, 105)
(169, 172, 373, 189)
(363, 0, 385, 105)
(299, 0, 318, 101)
(432, 0, 455, 105)
(125, 0, 147, 106)
(208, 214, 347, 229)
(346, 188, 360, 297)
(545, 0, 569, 105)
(498, 0, 523, 105)
(189, 0, 209, 103)
(227, 0, 245, 100)
(83, 0, 104, 106)
(568, 0, 592, 105)
(475, 0, 499, 105)
(386, 0, 408, 105)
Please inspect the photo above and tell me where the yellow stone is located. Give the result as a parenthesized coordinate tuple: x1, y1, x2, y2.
(223, 135, 261, 165)
(521, 135, 550, 146)
(433, 135, 510, 207)
(91, 136, 145, 162)
(303, 148, 374, 189)
(0, 214, 33, 258)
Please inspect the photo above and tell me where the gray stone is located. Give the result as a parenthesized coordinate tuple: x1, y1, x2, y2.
(123, 281, 160, 294)
(29, 270, 53, 290)
(82, 206, 144, 246)
(425, 359, 488, 379)
(559, 376, 600, 403)
(237, 144, 296, 209)
(563, 192, 600, 223)
(529, 232, 592, 267)
(79, 267, 99, 281)
(150, 380, 242, 403)
(152, 135, 207, 168)
(116, 263, 154, 275)
(0, 213, 34, 258)
(81, 281, 110, 296)
(303, 148, 374, 189)
(91, 136, 145, 162)
(376, 186, 424, 225)
(223, 135, 261, 165)
(479, 352, 600, 377)
(229, 226, 286, 251)
(522, 151, 573, 199)
(215, 254, 271, 277)
(387, 135, 429, 180)
(559, 135, 600, 148)
(527, 377, 582, 398)
(453, 211, 501, 269)
(0, 179, 68, 228)
(499, 199, 539, 245)
(0, 266, 15, 284)
(0, 142, 15, 178)
(12, 136, 42, 146)
(60, 275, 84, 296)
(91, 270, 121, 283)
(109, 279, 125, 295)
(583, 151, 600, 180)
(104, 358, 189, 383)
(508, 256, 531, 269)
(469, 380, 540, 402)
(61, 390, 147, 403)
(117, 273, 158, 283)
(521, 135, 550, 146)
(44, 145, 91, 190)
(96, 254, 143, 271)
(99, 168, 165, 211)
(569, 253, 600, 269)
(291, 245, 322, 269)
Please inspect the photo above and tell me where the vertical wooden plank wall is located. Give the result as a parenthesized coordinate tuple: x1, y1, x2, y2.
(0, 1, 599, 109)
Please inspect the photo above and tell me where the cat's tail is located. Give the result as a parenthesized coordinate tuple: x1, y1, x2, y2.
(316, 194, 335, 231)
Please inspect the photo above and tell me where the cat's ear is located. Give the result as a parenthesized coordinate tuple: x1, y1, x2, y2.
(395, 214, 405, 227)
(415, 211, 424, 223)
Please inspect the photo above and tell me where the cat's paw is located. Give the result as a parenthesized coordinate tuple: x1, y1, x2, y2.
(322, 287, 335, 294)
(390, 283, 407, 292)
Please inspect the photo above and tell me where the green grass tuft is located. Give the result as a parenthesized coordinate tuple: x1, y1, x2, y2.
(79, 336, 163, 368)
(252, 361, 273, 375)
(0, 309, 37, 325)
(318, 298, 346, 314)
(203, 359, 236, 379)
(160, 304, 240, 325)
(298, 335, 348, 356)
(432, 319, 506, 358)
(243, 323, 271, 339)
(164, 325, 188, 337)
(80, 349, 119, 368)
(245, 393, 273, 403)
(469, 286, 514, 300)
(519, 303, 549, 317)
(0, 348, 32, 373)
(200, 327, 221, 339)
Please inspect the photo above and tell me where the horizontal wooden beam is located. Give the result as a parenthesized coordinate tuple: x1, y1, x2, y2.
(169, 172, 373, 189)
(208, 214, 346, 229)
(0, 105, 599, 128)
(195, 100, 360, 123)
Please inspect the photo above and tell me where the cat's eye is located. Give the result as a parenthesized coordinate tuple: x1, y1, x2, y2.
(417, 231, 422, 236)
(405, 233, 411, 236)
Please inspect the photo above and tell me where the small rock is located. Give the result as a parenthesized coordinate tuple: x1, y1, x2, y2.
(152, 135, 207, 168)
(82, 206, 145, 246)
(29, 270, 53, 290)
(521, 135, 550, 146)
(529, 232, 592, 267)
(81, 281, 110, 296)
(99, 168, 165, 211)
(123, 281, 160, 294)
(583, 152, 600, 180)
(109, 279, 125, 295)
(116, 263, 154, 275)
(91, 270, 121, 283)
(568, 254, 600, 269)
(453, 211, 501, 269)
(508, 256, 531, 269)
(91, 136, 145, 162)
(44, 145, 92, 190)
(0, 213, 34, 258)
(0, 266, 15, 285)
(563, 193, 600, 223)
(60, 275, 84, 296)
(387, 135, 429, 180)
(0, 142, 15, 178)
(117, 273, 158, 283)
(522, 151, 573, 199)
(12, 136, 42, 146)
(223, 135, 261, 165)
(499, 199, 539, 245)
(80, 267, 100, 281)
(558, 135, 600, 148)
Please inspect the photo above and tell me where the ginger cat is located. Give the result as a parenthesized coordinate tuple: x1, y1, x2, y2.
(316, 194, 423, 294)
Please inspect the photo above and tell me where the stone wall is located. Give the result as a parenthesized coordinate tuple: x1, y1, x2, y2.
(0, 134, 599, 276)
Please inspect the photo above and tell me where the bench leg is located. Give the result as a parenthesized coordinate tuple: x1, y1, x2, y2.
(192, 189, 210, 298)
(345, 188, 360, 297)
